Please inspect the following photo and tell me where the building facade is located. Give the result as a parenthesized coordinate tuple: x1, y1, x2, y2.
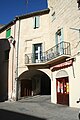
(0, 9, 51, 101)
(48, 0, 80, 108)
(0, 0, 80, 108)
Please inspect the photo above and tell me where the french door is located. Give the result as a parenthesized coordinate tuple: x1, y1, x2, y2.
(56, 77, 69, 106)
(33, 43, 42, 63)
(55, 29, 64, 55)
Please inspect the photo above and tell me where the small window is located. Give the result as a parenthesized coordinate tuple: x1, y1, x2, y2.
(33, 16, 40, 29)
(6, 28, 11, 38)
(77, 0, 80, 9)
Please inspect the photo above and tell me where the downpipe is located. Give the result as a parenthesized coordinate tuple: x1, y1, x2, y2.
(15, 19, 21, 101)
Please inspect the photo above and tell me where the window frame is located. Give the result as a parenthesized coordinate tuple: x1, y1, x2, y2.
(33, 16, 40, 29)
(32, 43, 42, 63)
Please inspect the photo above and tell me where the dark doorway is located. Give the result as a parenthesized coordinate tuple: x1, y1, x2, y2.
(21, 80, 32, 97)
(40, 75, 51, 95)
(19, 70, 51, 98)
(0, 39, 10, 101)
(56, 77, 69, 106)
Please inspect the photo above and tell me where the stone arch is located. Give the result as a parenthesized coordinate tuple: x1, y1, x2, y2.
(18, 69, 51, 98)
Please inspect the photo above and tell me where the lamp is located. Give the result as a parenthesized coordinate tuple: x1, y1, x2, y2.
(8, 36, 16, 46)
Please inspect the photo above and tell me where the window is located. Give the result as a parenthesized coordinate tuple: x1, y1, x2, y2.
(77, 0, 80, 9)
(57, 78, 69, 94)
(32, 43, 42, 63)
(33, 16, 40, 29)
(55, 29, 63, 44)
(55, 28, 64, 55)
(6, 28, 11, 38)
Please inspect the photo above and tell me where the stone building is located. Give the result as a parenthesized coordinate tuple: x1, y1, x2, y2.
(48, 0, 80, 108)
(0, 9, 51, 101)
(0, 0, 80, 108)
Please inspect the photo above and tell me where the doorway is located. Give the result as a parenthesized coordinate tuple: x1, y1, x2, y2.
(56, 77, 69, 106)
(55, 29, 64, 55)
(33, 43, 42, 63)
(21, 80, 32, 97)
(19, 70, 51, 98)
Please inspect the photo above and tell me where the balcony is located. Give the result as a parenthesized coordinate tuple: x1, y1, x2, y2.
(25, 41, 71, 66)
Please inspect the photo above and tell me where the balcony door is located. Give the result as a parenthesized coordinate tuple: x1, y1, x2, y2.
(55, 29, 64, 55)
(33, 43, 42, 63)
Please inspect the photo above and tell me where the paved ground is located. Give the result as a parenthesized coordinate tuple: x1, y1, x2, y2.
(0, 95, 79, 120)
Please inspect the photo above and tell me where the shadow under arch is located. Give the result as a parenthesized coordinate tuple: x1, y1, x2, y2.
(18, 69, 51, 98)
(0, 38, 10, 101)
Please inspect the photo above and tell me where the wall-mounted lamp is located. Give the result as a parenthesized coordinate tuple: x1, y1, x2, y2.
(8, 36, 16, 46)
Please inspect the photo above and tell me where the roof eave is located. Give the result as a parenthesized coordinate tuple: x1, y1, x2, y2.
(0, 8, 50, 33)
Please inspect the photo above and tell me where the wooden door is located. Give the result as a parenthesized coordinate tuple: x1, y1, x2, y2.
(56, 77, 69, 106)
(21, 80, 32, 97)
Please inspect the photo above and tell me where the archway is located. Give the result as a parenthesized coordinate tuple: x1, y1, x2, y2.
(18, 70, 51, 98)
(0, 38, 10, 101)
(56, 70, 69, 106)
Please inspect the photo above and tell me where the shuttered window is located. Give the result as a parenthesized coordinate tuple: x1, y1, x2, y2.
(33, 16, 40, 29)
(6, 28, 11, 38)
(55, 28, 64, 55)
(55, 28, 64, 45)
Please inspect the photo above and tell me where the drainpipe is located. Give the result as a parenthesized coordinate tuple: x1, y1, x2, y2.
(12, 21, 16, 93)
(15, 18, 21, 101)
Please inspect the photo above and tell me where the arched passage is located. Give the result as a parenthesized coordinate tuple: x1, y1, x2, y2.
(18, 69, 51, 97)
(0, 39, 10, 101)
(56, 70, 69, 106)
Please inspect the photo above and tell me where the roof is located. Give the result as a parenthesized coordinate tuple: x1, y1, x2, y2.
(16, 8, 50, 19)
(0, 8, 50, 33)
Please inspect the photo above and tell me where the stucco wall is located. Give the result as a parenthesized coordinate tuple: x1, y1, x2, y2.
(18, 13, 50, 74)
(51, 55, 80, 108)
(48, 0, 80, 56)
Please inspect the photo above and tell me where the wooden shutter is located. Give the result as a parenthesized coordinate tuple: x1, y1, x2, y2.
(36, 16, 40, 28)
(6, 28, 11, 38)
(33, 16, 40, 28)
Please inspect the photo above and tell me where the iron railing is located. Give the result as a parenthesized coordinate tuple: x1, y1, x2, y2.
(25, 41, 71, 64)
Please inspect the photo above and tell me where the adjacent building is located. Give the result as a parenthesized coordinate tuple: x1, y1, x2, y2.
(0, 9, 51, 101)
(48, 0, 80, 108)
(0, 0, 80, 108)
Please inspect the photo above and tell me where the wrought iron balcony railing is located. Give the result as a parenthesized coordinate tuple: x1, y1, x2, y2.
(25, 41, 71, 64)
